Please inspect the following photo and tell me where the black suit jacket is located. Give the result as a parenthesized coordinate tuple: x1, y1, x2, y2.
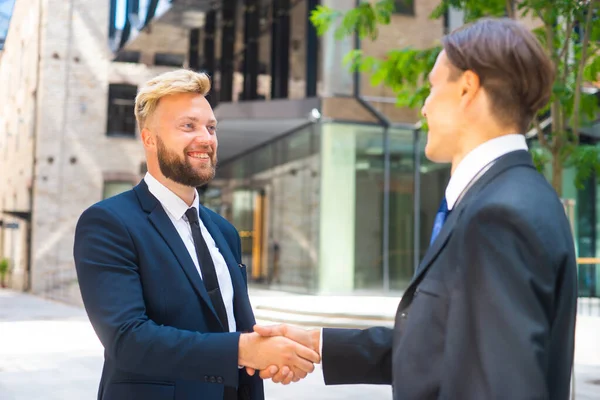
(73, 180, 264, 400)
(322, 151, 577, 400)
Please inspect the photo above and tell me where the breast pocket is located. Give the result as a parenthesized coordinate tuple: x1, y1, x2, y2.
(104, 381, 175, 400)
(399, 278, 450, 342)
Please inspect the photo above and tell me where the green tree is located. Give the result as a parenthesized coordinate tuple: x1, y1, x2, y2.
(311, 0, 600, 197)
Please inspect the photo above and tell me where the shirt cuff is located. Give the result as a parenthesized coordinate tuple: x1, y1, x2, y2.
(319, 328, 324, 358)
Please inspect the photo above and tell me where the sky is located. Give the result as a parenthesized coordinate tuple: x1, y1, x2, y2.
(0, 0, 16, 42)
(115, 0, 152, 30)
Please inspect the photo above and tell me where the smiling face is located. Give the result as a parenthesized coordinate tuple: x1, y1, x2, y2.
(143, 92, 218, 188)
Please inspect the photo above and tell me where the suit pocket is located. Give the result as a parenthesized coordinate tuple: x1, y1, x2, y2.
(104, 381, 175, 400)
(415, 278, 448, 299)
(402, 278, 449, 333)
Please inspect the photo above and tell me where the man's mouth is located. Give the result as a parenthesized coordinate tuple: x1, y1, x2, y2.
(187, 151, 211, 160)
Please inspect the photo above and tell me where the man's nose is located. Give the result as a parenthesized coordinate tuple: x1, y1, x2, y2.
(195, 127, 214, 142)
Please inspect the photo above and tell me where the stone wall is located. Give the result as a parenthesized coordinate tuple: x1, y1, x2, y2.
(0, 0, 184, 303)
(0, 0, 41, 291)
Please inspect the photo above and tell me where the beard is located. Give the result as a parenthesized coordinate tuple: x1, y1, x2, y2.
(156, 136, 217, 187)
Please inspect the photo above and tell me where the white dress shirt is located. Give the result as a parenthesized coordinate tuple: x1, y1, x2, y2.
(318, 134, 528, 358)
(144, 172, 237, 332)
(445, 134, 528, 210)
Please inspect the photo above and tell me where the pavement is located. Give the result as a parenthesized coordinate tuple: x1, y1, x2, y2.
(0, 288, 599, 399)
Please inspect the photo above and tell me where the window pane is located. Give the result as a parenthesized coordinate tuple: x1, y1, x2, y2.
(107, 84, 138, 138)
(210, 124, 320, 291)
(103, 181, 133, 199)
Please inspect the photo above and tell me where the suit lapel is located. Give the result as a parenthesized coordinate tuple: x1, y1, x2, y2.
(412, 207, 460, 281)
(133, 181, 221, 325)
(198, 206, 254, 330)
(407, 150, 536, 292)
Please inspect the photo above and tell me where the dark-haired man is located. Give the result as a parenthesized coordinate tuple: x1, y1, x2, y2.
(254, 17, 577, 400)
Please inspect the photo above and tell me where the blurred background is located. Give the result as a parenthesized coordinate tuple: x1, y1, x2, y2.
(0, 0, 599, 399)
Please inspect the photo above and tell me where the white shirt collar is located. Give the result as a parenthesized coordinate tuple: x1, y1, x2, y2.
(445, 134, 528, 210)
(144, 172, 200, 220)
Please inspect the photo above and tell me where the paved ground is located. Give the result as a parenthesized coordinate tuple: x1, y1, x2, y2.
(0, 289, 599, 399)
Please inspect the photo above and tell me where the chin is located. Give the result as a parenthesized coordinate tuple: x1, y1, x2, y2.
(424, 142, 439, 162)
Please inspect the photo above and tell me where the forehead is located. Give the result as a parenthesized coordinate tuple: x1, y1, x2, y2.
(156, 92, 215, 119)
(429, 50, 451, 81)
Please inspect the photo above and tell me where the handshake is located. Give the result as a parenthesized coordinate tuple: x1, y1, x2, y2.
(238, 324, 321, 385)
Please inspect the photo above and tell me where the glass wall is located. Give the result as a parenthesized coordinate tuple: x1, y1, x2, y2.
(318, 123, 384, 293)
(207, 123, 321, 292)
(532, 138, 600, 299)
(388, 129, 449, 291)
(318, 123, 449, 294)
(209, 121, 451, 295)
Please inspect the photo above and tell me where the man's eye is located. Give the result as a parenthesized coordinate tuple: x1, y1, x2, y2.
(208, 125, 217, 133)
(183, 123, 194, 129)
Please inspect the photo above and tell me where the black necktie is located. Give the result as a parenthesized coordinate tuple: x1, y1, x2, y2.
(185, 207, 229, 331)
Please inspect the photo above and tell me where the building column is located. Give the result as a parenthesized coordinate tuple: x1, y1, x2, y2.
(189, 28, 201, 71)
(242, 0, 259, 100)
(320, 0, 354, 96)
(220, 0, 238, 103)
(306, 0, 319, 97)
(270, 0, 290, 99)
(203, 4, 217, 104)
(318, 124, 356, 292)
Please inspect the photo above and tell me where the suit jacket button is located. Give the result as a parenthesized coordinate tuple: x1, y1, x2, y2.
(210, 376, 217, 383)
(217, 377, 223, 384)
(400, 312, 407, 318)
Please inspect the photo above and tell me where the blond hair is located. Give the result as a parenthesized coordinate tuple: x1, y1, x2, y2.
(134, 69, 211, 129)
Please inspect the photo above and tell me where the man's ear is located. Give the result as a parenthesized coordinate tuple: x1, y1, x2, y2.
(459, 70, 481, 105)
(140, 127, 155, 150)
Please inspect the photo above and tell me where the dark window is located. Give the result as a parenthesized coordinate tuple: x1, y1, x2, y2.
(106, 84, 138, 138)
(394, 0, 415, 16)
(154, 53, 185, 67)
(114, 51, 141, 63)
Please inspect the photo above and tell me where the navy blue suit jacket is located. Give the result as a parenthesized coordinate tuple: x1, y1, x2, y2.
(73, 180, 264, 400)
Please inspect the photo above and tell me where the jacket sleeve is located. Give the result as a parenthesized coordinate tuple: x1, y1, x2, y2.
(440, 204, 566, 399)
(73, 205, 242, 386)
(322, 326, 393, 385)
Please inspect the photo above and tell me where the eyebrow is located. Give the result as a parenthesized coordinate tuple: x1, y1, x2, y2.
(177, 116, 218, 125)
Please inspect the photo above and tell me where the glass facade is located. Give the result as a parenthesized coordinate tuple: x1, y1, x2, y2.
(205, 121, 450, 295)
(533, 139, 600, 299)
(206, 124, 321, 292)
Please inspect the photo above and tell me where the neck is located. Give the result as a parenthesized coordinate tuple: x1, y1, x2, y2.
(148, 167, 196, 206)
(450, 126, 518, 175)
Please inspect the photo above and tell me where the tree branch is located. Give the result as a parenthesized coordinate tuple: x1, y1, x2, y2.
(538, 8, 559, 64)
(558, 14, 572, 62)
(571, 0, 597, 143)
(505, 0, 515, 18)
(535, 117, 552, 151)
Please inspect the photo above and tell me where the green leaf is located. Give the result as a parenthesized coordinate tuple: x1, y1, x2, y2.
(569, 145, 600, 189)
(309, 6, 342, 37)
(530, 147, 551, 173)
(583, 53, 600, 82)
(310, 0, 600, 195)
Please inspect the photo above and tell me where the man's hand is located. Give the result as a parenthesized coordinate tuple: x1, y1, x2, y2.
(247, 324, 321, 384)
(238, 331, 320, 385)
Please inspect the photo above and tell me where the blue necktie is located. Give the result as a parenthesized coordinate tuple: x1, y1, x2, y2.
(430, 197, 450, 245)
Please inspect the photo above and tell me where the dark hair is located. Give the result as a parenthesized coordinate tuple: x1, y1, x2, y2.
(442, 18, 555, 132)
